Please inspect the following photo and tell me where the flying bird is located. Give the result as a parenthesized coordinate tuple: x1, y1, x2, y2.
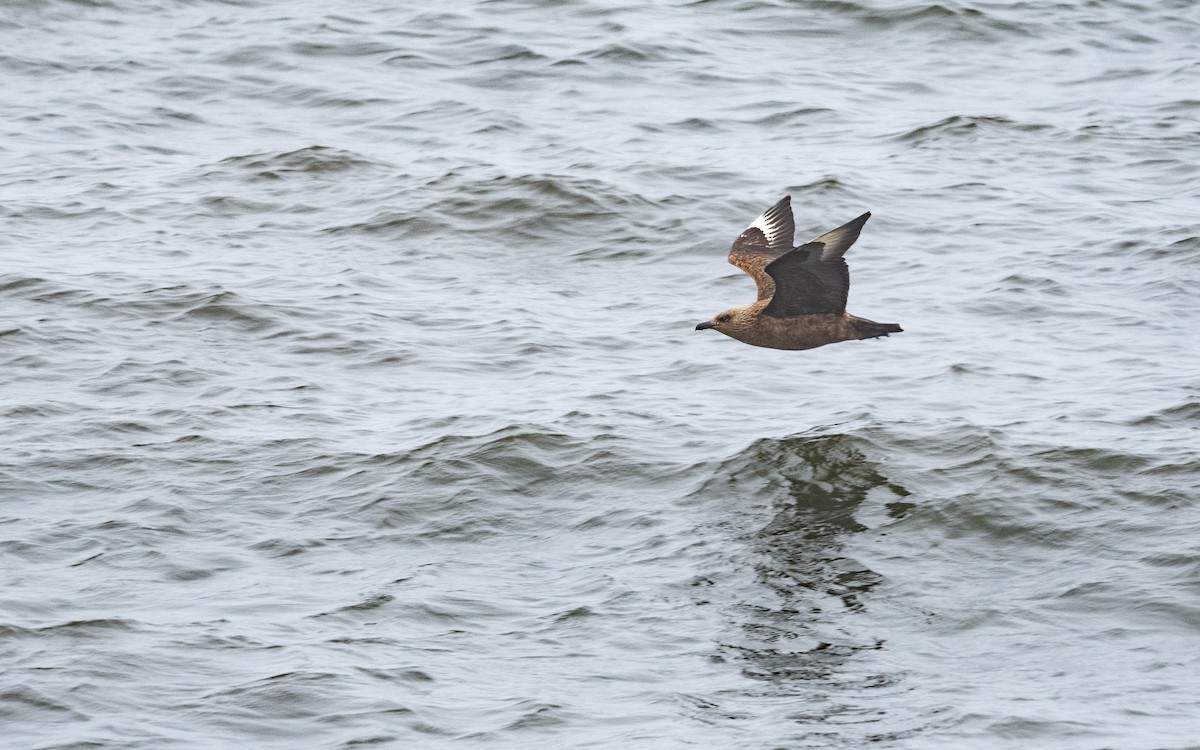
(695, 195, 902, 350)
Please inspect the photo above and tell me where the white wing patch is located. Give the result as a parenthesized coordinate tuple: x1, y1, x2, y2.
(743, 195, 794, 254)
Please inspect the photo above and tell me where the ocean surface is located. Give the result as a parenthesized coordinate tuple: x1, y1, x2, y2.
(2, 1, 1199, 748)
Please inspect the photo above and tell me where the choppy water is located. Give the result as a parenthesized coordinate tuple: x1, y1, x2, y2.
(3, 0, 1199, 747)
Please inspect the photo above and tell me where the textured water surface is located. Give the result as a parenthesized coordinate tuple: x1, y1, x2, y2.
(2, 0, 1199, 748)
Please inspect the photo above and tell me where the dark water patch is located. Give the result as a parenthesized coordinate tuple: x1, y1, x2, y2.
(383, 50, 443, 69)
(325, 169, 660, 249)
(435, 173, 618, 235)
(217, 146, 387, 181)
(1138, 398, 1200, 425)
(786, 175, 848, 198)
(290, 40, 397, 59)
(1156, 98, 1200, 114)
(1095, 236, 1200, 269)
(0, 52, 75, 74)
(476, 0, 598, 13)
(1141, 457, 1200, 489)
(450, 43, 553, 89)
(333, 593, 394, 614)
(586, 43, 658, 63)
(31, 618, 140, 637)
(692, 0, 1036, 42)
(498, 700, 570, 730)
(151, 73, 231, 99)
(0, 401, 79, 420)
(194, 671, 347, 721)
(167, 291, 287, 333)
(400, 11, 471, 31)
(742, 106, 838, 127)
(894, 425, 1193, 545)
(213, 43, 292, 70)
(61, 417, 158, 440)
(994, 273, 1069, 296)
(322, 212, 446, 240)
(247, 536, 330, 559)
(358, 666, 434, 684)
(0, 685, 87, 721)
(148, 106, 206, 125)
(16, 447, 142, 478)
(7, 204, 117, 222)
(1141, 551, 1200, 580)
(1029, 443, 1157, 484)
(396, 426, 622, 489)
(470, 112, 527, 135)
(341, 733, 407, 747)
(1, 274, 68, 298)
(1157, 235, 1200, 263)
(89, 286, 321, 340)
(855, 3, 1039, 39)
(465, 44, 548, 66)
(584, 42, 697, 64)
(667, 116, 726, 133)
(195, 195, 284, 217)
(895, 115, 1053, 145)
(227, 80, 349, 109)
(572, 507, 666, 532)
(374, 99, 487, 131)
(327, 420, 700, 544)
(274, 330, 395, 361)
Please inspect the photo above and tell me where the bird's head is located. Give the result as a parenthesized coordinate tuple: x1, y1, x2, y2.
(695, 306, 754, 337)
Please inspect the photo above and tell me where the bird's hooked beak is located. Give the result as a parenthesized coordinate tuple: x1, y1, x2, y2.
(695, 321, 715, 331)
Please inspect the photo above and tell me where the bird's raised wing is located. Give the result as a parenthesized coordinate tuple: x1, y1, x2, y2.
(761, 212, 871, 317)
(727, 195, 795, 300)
(805, 211, 870, 260)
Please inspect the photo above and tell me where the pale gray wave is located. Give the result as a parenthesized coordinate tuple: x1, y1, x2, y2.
(2, 0, 1199, 747)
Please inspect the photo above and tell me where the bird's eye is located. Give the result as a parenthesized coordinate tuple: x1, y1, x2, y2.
(718, 314, 730, 323)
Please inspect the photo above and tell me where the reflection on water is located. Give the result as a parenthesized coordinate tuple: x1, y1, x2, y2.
(752, 434, 896, 607)
(696, 432, 925, 742)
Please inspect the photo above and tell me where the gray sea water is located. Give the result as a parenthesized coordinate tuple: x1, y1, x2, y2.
(3, 1, 1199, 748)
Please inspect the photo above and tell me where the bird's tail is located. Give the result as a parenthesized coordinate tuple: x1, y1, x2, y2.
(852, 317, 903, 340)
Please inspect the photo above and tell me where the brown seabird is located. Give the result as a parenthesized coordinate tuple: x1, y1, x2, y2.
(695, 195, 902, 350)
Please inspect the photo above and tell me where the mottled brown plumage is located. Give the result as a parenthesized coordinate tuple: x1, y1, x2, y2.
(696, 196, 902, 351)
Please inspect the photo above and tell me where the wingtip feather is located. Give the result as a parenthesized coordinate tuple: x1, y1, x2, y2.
(740, 195, 795, 253)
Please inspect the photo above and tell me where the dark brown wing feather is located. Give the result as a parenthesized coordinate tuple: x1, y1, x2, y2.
(727, 195, 795, 300)
(760, 212, 872, 317)
(761, 242, 851, 317)
(805, 211, 871, 260)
